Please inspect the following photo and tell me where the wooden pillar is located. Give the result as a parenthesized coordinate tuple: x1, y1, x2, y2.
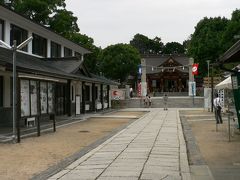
(101, 84, 104, 110)
(92, 83, 96, 112)
(66, 80, 71, 116)
(82, 82, 86, 114)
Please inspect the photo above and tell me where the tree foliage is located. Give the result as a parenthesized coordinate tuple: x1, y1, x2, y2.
(69, 33, 101, 74)
(187, 9, 240, 77)
(162, 42, 185, 54)
(187, 17, 229, 76)
(2, 0, 80, 39)
(12, 0, 66, 25)
(1, 0, 101, 74)
(130, 33, 164, 54)
(49, 9, 79, 38)
(99, 44, 141, 83)
(222, 9, 240, 51)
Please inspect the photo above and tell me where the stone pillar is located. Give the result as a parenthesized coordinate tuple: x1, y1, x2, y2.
(188, 57, 195, 96)
(141, 58, 147, 96)
(189, 58, 194, 82)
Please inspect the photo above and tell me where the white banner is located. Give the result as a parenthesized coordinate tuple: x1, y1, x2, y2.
(188, 81, 196, 96)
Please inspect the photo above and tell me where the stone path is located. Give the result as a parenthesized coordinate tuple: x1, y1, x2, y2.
(48, 109, 190, 180)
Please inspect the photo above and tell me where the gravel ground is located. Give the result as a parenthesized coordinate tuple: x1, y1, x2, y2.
(0, 111, 145, 180)
(180, 110, 240, 180)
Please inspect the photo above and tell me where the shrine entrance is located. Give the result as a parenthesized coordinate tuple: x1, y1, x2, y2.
(147, 70, 188, 94)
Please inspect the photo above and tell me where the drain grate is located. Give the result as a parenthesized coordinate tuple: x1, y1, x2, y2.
(78, 130, 90, 133)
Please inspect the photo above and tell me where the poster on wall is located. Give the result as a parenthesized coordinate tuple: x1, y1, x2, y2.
(40, 82, 47, 114)
(30, 80, 38, 115)
(48, 83, 54, 113)
(111, 89, 125, 100)
(21, 80, 30, 117)
(76, 95, 80, 115)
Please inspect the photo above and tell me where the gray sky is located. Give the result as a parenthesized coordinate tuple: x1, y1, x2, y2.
(65, 0, 240, 48)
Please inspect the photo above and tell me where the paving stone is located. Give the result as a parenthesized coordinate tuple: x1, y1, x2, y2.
(140, 173, 181, 180)
(47, 109, 191, 180)
(144, 165, 179, 172)
(98, 176, 138, 180)
(74, 164, 108, 170)
(101, 170, 140, 177)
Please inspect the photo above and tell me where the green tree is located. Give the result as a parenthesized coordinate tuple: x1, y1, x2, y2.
(99, 44, 141, 83)
(130, 33, 163, 54)
(222, 9, 240, 51)
(12, 0, 66, 25)
(162, 42, 185, 54)
(70, 33, 101, 74)
(187, 17, 228, 76)
(49, 9, 79, 38)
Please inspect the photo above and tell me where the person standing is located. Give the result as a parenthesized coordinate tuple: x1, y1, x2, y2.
(163, 93, 168, 110)
(144, 94, 149, 107)
(213, 93, 223, 124)
(129, 87, 133, 98)
(148, 95, 152, 107)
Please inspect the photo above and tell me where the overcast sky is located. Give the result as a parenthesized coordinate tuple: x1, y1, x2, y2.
(65, 0, 240, 48)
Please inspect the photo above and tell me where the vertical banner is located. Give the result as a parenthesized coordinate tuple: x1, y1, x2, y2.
(40, 82, 47, 114)
(76, 95, 81, 115)
(20, 80, 30, 117)
(188, 81, 196, 96)
(231, 74, 240, 128)
(48, 83, 54, 113)
(138, 64, 142, 79)
(192, 63, 199, 75)
(30, 80, 37, 116)
(137, 82, 141, 97)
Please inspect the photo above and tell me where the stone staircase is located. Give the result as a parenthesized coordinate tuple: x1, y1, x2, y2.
(115, 96, 204, 108)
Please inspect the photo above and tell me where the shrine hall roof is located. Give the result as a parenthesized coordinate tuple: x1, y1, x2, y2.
(141, 54, 190, 74)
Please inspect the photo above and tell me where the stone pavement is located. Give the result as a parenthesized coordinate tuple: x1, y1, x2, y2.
(48, 108, 191, 180)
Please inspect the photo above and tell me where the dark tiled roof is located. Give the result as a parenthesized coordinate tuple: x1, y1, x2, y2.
(90, 74, 120, 86)
(0, 47, 72, 78)
(142, 54, 189, 74)
(0, 47, 119, 85)
(44, 57, 83, 74)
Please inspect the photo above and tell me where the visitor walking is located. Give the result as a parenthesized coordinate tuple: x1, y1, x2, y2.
(213, 93, 223, 124)
(163, 93, 168, 110)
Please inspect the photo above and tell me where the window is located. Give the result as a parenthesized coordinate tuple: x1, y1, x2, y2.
(10, 24, 28, 52)
(32, 33, 47, 57)
(0, 19, 4, 41)
(64, 47, 72, 57)
(51, 41, 61, 58)
(0, 76, 3, 107)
